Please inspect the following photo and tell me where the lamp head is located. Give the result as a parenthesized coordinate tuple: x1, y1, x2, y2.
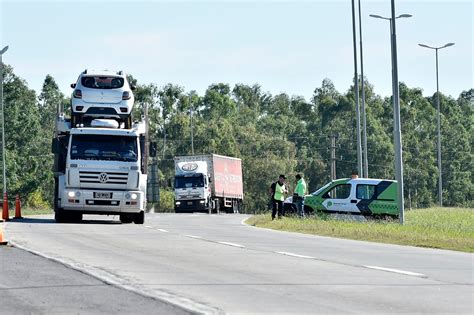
(442, 43, 455, 48)
(0, 46, 8, 55)
(418, 43, 433, 49)
(369, 14, 385, 19)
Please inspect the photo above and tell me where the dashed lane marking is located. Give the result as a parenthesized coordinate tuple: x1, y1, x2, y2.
(184, 235, 202, 239)
(276, 251, 315, 259)
(364, 265, 426, 278)
(218, 241, 245, 248)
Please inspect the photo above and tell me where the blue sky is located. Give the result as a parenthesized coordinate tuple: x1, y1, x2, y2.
(1, 0, 472, 101)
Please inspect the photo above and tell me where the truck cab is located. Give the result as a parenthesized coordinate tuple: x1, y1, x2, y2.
(174, 161, 212, 212)
(53, 116, 149, 223)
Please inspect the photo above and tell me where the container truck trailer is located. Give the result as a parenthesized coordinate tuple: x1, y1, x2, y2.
(174, 154, 244, 213)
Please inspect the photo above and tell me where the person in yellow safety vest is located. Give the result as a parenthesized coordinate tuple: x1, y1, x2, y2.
(294, 174, 307, 218)
(269, 174, 287, 220)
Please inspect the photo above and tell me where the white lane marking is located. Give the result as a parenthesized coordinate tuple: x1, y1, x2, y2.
(276, 251, 315, 259)
(157, 229, 169, 233)
(218, 241, 245, 248)
(364, 265, 426, 277)
(145, 226, 153, 229)
(184, 235, 202, 239)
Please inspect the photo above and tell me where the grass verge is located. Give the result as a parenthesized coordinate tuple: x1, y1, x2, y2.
(246, 207, 474, 253)
(5, 207, 53, 217)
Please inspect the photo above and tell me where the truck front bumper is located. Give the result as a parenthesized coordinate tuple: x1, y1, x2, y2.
(60, 189, 144, 214)
(175, 199, 208, 212)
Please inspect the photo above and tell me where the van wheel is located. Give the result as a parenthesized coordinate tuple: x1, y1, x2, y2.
(133, 211, 144, 224)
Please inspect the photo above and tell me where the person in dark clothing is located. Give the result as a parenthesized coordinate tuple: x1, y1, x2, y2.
(269, 174, 287, 220)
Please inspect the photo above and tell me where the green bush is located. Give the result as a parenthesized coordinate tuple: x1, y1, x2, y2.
(158, 189, 174, 212)
(26, 189, 51, 210)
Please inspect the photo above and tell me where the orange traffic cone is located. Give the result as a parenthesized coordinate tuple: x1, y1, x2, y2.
(0, 228, 7, 245)
(14, 195, 22, 219)
(2, 192, 8, 221)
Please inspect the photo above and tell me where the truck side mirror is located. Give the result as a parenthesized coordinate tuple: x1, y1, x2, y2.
(51, 138, 60, 154)
(149, 142, 157, 157)
(130, 85, 136, 91)
(70, 83, 76, 88)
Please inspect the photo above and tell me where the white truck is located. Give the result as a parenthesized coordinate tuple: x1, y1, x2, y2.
(174, 154, 244, 214)
(52, 116, 153, 223)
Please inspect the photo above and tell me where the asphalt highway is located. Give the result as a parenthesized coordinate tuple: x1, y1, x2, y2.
(2, 213, 473, 314)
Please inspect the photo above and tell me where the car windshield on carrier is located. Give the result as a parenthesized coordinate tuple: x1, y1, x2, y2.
(81, 76, 124, 89)
(70, 135, 138, 162)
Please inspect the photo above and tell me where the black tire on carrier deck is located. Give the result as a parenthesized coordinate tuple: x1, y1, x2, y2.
(124, 115, 132, 129)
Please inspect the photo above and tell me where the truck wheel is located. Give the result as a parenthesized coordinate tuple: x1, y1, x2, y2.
(232, 200, 240, 214)
(120, 214, 133, 223)
(216, 199, 221, 214)
(55, 209, 67, 223)
(54, 178, 59, 212)
(72, 212, 83, 223)
(133, 211, 145, 224)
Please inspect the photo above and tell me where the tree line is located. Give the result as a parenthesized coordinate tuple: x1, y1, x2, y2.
(1, 63, 472, 211)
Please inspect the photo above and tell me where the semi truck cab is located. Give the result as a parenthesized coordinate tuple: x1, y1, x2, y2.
(53, 117, 150, 223)
(174, 161, 212, 212)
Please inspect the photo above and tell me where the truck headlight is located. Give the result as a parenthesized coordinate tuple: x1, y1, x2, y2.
(68, 191, 75, 198)
(175, 201, 181, 205)
(131, 193, 138, 200)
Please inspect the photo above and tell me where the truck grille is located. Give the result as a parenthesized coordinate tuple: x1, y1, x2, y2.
(79, 171, 128, 185)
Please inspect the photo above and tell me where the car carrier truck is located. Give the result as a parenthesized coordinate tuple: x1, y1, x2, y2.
(174, 154, 244, 213)
(52, 116, 153, 223)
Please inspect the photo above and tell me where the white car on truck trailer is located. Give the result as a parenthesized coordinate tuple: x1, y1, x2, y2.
(174, 154, 244, 213)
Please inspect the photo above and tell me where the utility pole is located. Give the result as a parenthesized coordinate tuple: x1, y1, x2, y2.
(390, 0, 405, 224)
(0, 46, 9, 197)
(162, 127, 166, 159)
(330, 134, 338, 180)
(144, 102, 149, 174)
(189, 93, 194, 155)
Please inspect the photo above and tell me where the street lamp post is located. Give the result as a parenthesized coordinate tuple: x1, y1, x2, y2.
(358, 0, 368, 178)
(0, 45, 8, 197)
(351, 0, 363, 177)
(369, 9, 411, 224)
(418, 42, 454, 207)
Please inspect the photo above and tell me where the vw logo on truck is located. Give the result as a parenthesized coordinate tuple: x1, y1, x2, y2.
(181, 163, 198, 172)
(98, 172, 109, 183)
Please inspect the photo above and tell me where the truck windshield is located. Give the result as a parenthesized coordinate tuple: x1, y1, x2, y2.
(175, 176, 204, 189)
(70, 135, 138, 162)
